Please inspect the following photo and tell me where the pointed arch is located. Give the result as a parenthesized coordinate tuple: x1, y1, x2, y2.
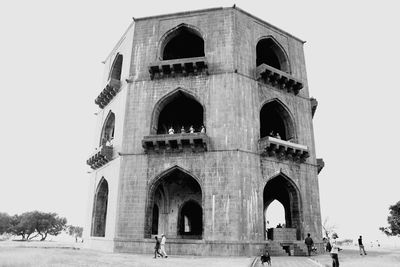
(256, 36, 290, 73)
(91, 177, 109, 237)
(260, 98, 296, 141)
(263, 172, 303, 240)
(159, 23, 205, 60)
(99, 111, 115, 146)
(150, 88, 205, 134)
(145, 165, 203, 239)
(108, 53, 123, 81)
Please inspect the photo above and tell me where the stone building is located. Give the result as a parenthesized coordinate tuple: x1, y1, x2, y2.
(85, 6, 324, 256)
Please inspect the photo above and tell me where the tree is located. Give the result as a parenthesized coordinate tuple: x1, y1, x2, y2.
(0, 212, 11, 234)
(67, 225, 83, 242)
(7, 211, 67, 241)
(322, 217, 337, 238)
(380, 201, 400, 237)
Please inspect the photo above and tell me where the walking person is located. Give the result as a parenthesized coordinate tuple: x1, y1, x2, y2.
(160, 234, 168, 258)
(330, 233, 341, 267)
(358, 235, 367, 255)
(153, 236, 163, 258)
(304, 233, 314, 256)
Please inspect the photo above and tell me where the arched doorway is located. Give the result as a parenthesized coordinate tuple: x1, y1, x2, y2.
(178, 200, 203, 238)
(152, 89, 204, 134)
(91, 178, 109, 237)
(161, 25, 204, 60)
(146, 167, 203, 239)
(263, 174, 302, 240)
(260, 99, 295, 141)
(256, 37, 290, 73)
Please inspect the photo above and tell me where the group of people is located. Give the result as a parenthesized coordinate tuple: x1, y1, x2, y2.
(153, 234, 168, 259)
(268, 131, 281, 139)
(168, 125, 206, 135)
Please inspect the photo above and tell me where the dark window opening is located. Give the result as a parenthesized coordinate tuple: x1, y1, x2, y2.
(91, 179, 108, 237)
(109, 54, 123, 81)
(163, 28, 204, 60)
(151, 204, 159, 235)
(260, 102, 292, 140)
(100, 112, 115, 146)
(179, 201, 203, 236)
(256, 38, 289, 73)
(157, 93, 203, 134)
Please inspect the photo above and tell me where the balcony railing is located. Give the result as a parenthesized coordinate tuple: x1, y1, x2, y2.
(142, 133, 209, 152)
(259, 136, 309, 162)
(94, 78, 122, 109)
(149, 57, 208, 80)
(256, 64, 303, 95)
(87, 145, 114, 169)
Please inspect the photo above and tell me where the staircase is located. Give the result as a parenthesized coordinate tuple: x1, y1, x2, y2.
(264, 241, 308, 256)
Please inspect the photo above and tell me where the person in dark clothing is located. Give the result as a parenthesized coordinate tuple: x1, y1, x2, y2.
(358, 235, 367, 255)
(305, 233, 314, 256)
(154, 236, 163, 258)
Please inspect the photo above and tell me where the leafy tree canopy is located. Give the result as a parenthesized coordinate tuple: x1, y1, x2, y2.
(5, 211, 67, 241)
(380, 201, 400, 237)
(0, 212, 11, 234)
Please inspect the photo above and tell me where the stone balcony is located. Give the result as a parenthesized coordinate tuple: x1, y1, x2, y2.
(149, 57, 208, 80)
(94, 78, 121, 109)
(256, 63, 303, 95)
(87, 145, 114, 169)
(142, 133, 209, 152)
(259, 136, 309, 162)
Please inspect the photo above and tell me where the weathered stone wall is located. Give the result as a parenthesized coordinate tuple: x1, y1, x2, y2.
(86, 7, 323, 256)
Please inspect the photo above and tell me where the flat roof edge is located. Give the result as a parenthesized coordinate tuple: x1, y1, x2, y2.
(232, 6, 306, 43)
(134, 7, 224, 21)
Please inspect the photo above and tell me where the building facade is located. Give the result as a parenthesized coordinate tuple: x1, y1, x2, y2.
(85, 7, 324, 256)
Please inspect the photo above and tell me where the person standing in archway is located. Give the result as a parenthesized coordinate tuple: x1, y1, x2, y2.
(160, 234, 168, 258)
(304, 233, 314, 256)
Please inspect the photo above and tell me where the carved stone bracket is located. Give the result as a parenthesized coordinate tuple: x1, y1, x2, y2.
(149, 57, 208, 80)
(87, 145, 114, 169)
(256, 64, 303, 95)
(259, 136, 309, 163)
(95, 78, 122, 109)
(142, 133, 209, 153)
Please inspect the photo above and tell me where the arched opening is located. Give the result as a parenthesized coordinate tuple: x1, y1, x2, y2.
(178, 200, 203, 237)
(162, 26, 204, 60)
(263, 174, 302, 240)
(256, 38, 289, 73)
(260, 100, 295, 141)
(99, 112, 115, 146)
(108, 54, 123, 81)
(147, 167, 203, 239)
(91, 178, 109, 237)
(151, 204, 159, 235)
(155, 90, 204, 134)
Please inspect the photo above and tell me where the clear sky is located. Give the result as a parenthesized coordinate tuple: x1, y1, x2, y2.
(1, 0, 399, 246)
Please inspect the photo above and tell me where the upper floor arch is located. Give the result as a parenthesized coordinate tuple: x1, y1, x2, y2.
(259, 98, 296, 141)
(256, 36, 290, 73)
(150, 88, 205, 135)
(159, 24, 205, 60)
(99, 111, 115, 146)
(108, 53, 123, 81)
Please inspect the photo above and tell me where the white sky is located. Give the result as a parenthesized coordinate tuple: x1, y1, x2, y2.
(1, 0, 399, 246)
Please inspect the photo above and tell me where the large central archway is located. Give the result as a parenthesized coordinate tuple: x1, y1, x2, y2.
(263, 173, 302, 240)
(146, 167, 203, 239)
